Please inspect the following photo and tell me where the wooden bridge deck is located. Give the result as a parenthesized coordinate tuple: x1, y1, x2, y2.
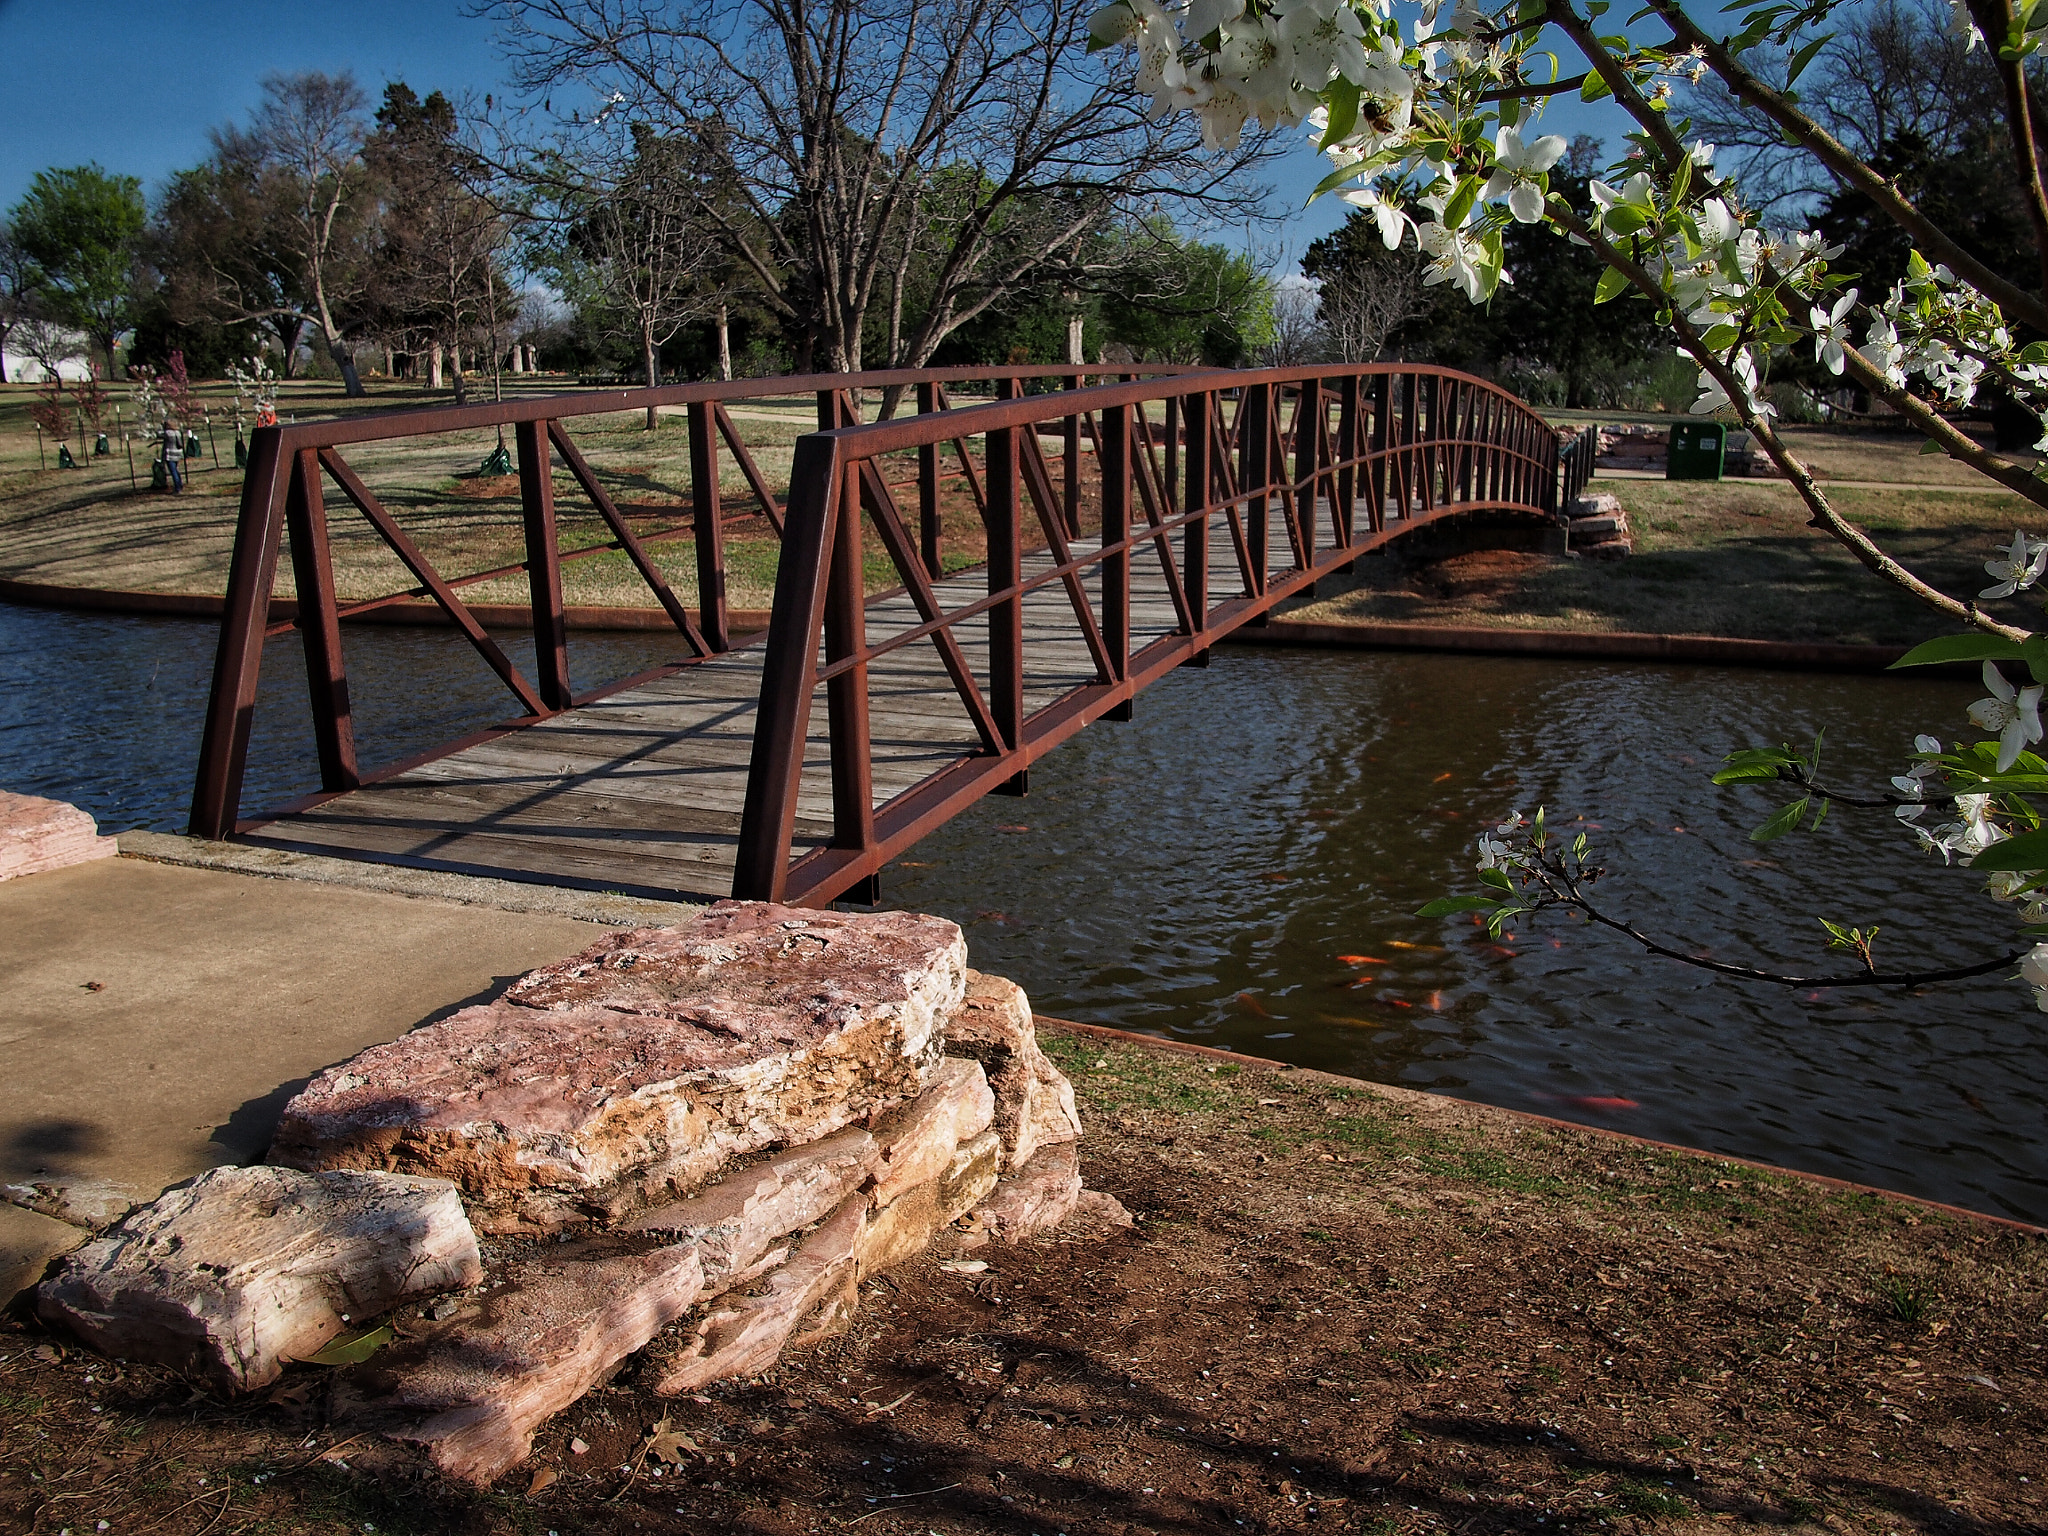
(239, 506, 1378, 901)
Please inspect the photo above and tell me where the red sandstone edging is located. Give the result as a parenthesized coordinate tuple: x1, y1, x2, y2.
(1226, 618, 1927, 674)
(0, 576, 769, 635)
(1033, 1014, 2046, 1237)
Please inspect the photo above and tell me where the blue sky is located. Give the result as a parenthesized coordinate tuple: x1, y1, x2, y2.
(0, 0, 1630, 275)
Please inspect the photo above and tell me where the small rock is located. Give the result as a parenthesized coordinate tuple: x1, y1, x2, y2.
(350, 1241, 705, 1485)
(270, 901, 968, 1232)
(38, 1166, 480, 1394)
(965, 1141, 1082, 1243)
(0, 792, 117, 882)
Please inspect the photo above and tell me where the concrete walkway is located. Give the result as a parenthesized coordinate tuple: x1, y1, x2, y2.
(1, 847, 700, 1305)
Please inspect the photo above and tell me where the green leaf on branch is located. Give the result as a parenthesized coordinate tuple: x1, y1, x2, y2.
(1416, 895, 1504, 917)
(1889, 633, 2028, 668)
(1580, 72, 1613, 100)
(1714, 745, 1800, 783)
(1318, 78, 1361, 151)
(2022, 633, 2048, 684)
(1594, 265, 1632, 304)
(1486, 907, 1526, 938)
(1478, 866, 1515, 893)
(1751, 797, 1810, 842)
(1968, 828, 2048, 871)
(1785, 32, 1833, 83)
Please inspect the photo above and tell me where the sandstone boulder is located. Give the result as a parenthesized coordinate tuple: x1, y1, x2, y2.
(270, 902, 968, 1232)
(869, 1058, 995, 1207)
(37, 1165, 480, 1394)
(0, 792, 117, 882)
(945, 973, 1080, 1170)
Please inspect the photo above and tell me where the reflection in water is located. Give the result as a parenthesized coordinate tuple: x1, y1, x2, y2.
(3, 600, 2042, 1220)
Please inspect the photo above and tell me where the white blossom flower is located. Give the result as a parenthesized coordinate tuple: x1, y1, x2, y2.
(1337, 181, 1412, 248)
(1980, 531, 2048, 599)
(1483, 123, 1567, 223)
(1810, 289, 1858, 375)
(1417, 218, 1489, 302)
(2022, 943, 2048, 1013)
(1968, 663, 2045, 771)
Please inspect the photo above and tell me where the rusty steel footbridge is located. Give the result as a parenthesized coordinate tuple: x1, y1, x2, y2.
(188, 364, 1594, 908)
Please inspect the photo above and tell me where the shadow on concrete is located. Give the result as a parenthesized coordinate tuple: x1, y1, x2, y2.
(4, 1117, 110, 1180)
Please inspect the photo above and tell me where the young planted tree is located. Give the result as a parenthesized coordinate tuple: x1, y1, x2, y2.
(485, 0, 1274, 385)
(0, 224, 40, 384)
(10, 165, 145, 378)
(1092, 0, 2048, 1005)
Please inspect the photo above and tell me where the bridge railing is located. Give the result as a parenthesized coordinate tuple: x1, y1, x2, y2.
(187, 363, 1209, 839)
(733, 363, 1566, 904)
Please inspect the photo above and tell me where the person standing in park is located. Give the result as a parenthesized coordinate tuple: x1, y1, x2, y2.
(159, 416, 184, 493)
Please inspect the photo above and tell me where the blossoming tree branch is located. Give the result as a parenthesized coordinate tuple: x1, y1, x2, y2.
(1093, 0, 2048, 1004)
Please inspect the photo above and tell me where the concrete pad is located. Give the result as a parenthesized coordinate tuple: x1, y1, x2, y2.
(0, 857, 606, 1226)
(0, 1201, 86, 1307)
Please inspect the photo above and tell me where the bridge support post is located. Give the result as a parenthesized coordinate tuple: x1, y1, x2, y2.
(284, 446, 358, 792)
(516, 418, 571, 711)
(1336, 375, 1359, 569)
(687, 401, 731, 652)
(825, 454, 875, 856)
(190, 426, 290, 837)
(916, 382, 941, 578)
(1182, 389, 1211, 631)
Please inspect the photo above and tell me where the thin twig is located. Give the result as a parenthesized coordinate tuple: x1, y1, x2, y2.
(837, 1482, 963, 1526)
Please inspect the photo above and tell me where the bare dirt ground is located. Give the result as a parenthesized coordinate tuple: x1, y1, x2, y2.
(4, 1027, 2040, 1536)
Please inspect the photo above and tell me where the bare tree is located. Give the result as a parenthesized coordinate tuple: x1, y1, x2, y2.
(238, 72, 377, 394)
(1680, 0, 2007, 218)
(485, 0, 1274, 386)
(1259, 280, 1329, 367)
(1318, 242, 1432, 364)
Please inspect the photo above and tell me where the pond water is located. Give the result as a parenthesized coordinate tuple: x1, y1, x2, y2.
(4, 598, 2042, 1223)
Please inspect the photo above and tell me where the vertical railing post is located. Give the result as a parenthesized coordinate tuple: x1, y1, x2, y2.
(283, 446, 357, 791)
(516, 418, 570, 711)
(1182, 389, 1211, 637)
(1336, 375, 1359, 555)
(1240, 383, 1269, 594)
(1164, 395, 1181, 516)
(687, 400, 731, 652)
(735, 437, 843, 901)
(988, 378, 1025, 793)
(1367, 374, 1391, 532)
(1101, 400, 1131, 720)
(189, 425, 291, 838)
(1062, 372, 1082, 540)
(824, 452, 874, 866)
(916, 380, 941, 579)
(1293, 379, 1321, 568)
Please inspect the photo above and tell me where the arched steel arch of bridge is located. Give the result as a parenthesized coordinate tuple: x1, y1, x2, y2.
(188, 363, 1592, 908)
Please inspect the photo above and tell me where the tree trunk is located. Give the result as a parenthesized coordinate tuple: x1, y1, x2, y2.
(643, 326, 659, 430)
(716, 304, 731, 382)
(1067, 311, 1085, 366)
(429, 342, 444, 391)
(325, 334, 365, 398)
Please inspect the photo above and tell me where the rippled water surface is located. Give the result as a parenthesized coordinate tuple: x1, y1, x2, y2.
(4, 599, 2042, 1221)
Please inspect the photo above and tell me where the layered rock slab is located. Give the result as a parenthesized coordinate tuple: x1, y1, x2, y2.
(347, 1241, 705, 1485)
(270, 902, 968, 1232)
(0, 791, 117, 882)
(37, 1165, 480, 1394)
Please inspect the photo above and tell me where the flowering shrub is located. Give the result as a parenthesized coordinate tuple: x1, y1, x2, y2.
(1093, 0, 2048, 1006)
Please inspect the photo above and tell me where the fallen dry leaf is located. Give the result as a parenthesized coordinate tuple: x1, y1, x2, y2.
(646, 1416, 701, 1465)
(527, 1467, 558, 1496)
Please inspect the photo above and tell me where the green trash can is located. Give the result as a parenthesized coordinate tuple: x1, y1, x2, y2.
(94, 432, 110, 457)
(1667, 421, 1726, 481)
(185, 431, 202, 459)
(234, 436, 248, 468)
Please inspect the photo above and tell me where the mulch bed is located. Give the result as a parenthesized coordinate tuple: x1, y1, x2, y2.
(3, 1028, 2041, 1535)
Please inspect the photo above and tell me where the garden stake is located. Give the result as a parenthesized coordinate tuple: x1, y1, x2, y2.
(35, 422, 44, 471)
